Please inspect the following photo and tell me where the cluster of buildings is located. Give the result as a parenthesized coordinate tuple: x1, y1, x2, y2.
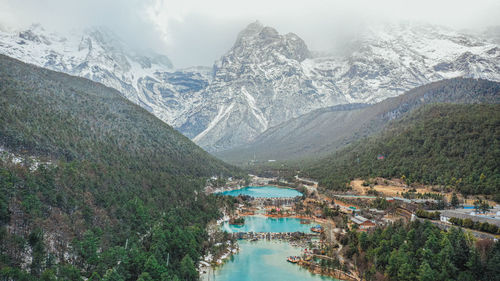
(438, 207, 500, 227)
(386, 197, 438, 204)
(301, 197, 389, 232)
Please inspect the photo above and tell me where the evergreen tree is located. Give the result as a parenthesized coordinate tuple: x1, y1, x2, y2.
(450, 228, 470, 270)
(143, 255, 167, 281)
(101, 268, 124, 281)
(179, 254, 197, 281)
(137, 272, 153, 281)
(28, 228, 46, 277)
(417, 262, 435, 281)
(466, 248, 483, 280)
(397, 262, 414, 281)
(485, 243, 500, 281)
(451, 193, 459, 207)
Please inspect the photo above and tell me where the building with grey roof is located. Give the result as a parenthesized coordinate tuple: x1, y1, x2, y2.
(439, 210, 500, 227)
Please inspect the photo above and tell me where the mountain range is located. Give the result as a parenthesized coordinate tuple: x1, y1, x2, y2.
(217, 78, 500, 163)
(1, 21, 499, 154)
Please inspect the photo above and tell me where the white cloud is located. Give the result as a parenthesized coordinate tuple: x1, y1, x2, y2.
(1, 0, 499, 67)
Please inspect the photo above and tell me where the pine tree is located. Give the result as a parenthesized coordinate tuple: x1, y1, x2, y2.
(466, 248, 483, 280)
(180, 254, 197, 281)
(144, 255, 168, 281)
(397, 262, 414, 281)
(485, 243, 500, 281)
(451, 193, 459, 207)
(417, 262, 434, 281)
(137, 272, 153, 281)
(437, 236, 457, 280)
(450, 228, 470, 270)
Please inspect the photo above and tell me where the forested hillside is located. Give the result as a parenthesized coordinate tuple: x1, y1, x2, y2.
(306, 104, 500, 199)
(218, 78, 500, 164)
(0, 55, 241, 280)
(341, 220, 500, 281)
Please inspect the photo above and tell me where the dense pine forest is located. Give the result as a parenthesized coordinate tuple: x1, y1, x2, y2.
(0, 55, 242, 280)
(306, 103, 500, 200)
(341, 220, 500, 281)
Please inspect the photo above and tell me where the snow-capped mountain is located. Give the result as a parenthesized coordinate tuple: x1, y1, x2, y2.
(304, 23, 500, 104)
(182, 21, 350, 151)
(0, 24, 205, 128)
(1, 22, 499, 153)
(184, 21, 500, 151)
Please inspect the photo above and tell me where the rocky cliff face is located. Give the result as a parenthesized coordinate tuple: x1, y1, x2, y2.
(187, 22, 500, 151)
(1, 22, 499, 153)
(183, 21, 349, 151)
(216, 78, 500, 163)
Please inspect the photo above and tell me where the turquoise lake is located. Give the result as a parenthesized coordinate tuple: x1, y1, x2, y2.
(209, 186, 335, 280)
(201, 240, 337, 281)
(222, 216, 314, 233)
(220, 186, 303, 198)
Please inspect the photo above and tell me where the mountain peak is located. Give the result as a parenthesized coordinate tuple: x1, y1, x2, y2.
(248, 20, 263, 28)
(18, 24, 52, 45)
(235, 21, 282, 43)
(235, 21, 265, 43)
(259, 26, 280, 39)
(231, 21, 310, 62)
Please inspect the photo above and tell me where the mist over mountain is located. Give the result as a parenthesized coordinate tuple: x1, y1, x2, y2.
(1, 3, 500, 280)
(1, 21, 499, 154)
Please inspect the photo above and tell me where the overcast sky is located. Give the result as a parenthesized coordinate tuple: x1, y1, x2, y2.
(1, 0, 499, 67)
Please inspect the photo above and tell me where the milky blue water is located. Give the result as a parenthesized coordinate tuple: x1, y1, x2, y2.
(209, 187, 334, 281)
(222, 216, 313, 233)
(201, 240, 337, 281)
(220, 186, 302, 198)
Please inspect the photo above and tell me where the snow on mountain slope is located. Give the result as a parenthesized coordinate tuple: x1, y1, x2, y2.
(0, 24, 207, 128)
(304, 23, 500, 104)
(215, 78, 500, 164)
(185, 22, 500, 152)
(1, 22, 499, 154)
(181, 21, 350, 151)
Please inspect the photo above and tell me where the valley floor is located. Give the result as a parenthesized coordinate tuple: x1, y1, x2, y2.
(207, 174, 500, 280)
